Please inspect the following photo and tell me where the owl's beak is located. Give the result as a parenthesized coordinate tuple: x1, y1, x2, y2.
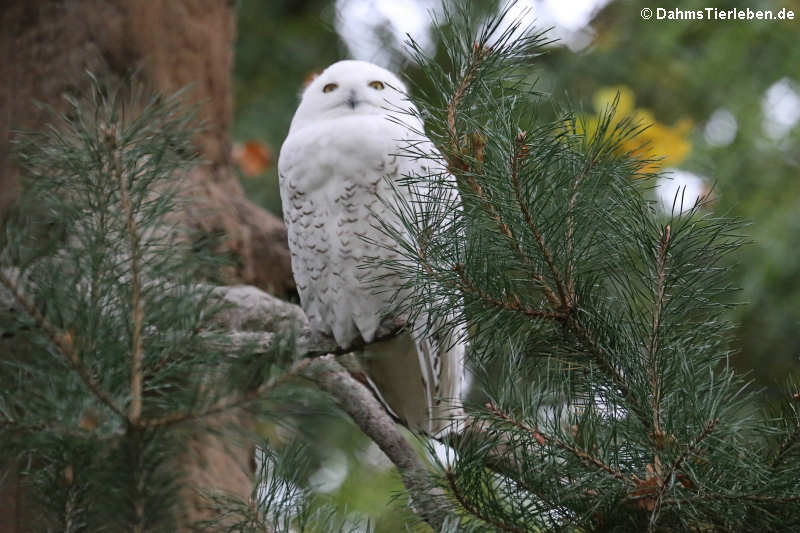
(346, 89, 358, 109)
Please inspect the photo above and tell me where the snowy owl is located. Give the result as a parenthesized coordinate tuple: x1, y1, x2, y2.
(278, 60, 465, 435)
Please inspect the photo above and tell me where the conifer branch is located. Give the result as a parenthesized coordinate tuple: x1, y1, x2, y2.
(0, 419, 97, 439)
(769, 392, 800, 468)
(453, 263, 566, 321)
(641, 417, 718, 528)
(487, 403, 630, 485)
(564, 150, 601, 306)
(509, 130, 563, 308)
(63, 484, 79, 533)
(664, 492, 800, 505)
(138, 357, 316, 429)
(0, 270, 126, 421)
(104, 120, 146, 425)
(666, 417, 717, 483)
(445, 471, 528, 533)
(770, 424, 800, 469)
(566, 318, 631, 400)
(444, 43, 553, 304)
(647, 225, 671, 453)
(446, 44, 486, 162)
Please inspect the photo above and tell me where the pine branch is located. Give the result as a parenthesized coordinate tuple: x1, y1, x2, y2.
(486, 403, 630, 485)
(102, 121, 146, 425)
(438, 418, 587, 522)
(445, 471, 529, 533)
(769, 391, 800, 469)
(0, 419, 99, 439)
(138, 357, 315, 429)
(770, 424, 800, 469)
(665, 418, 717, 488)
(647, 225, 671, 451)
(562, 318, 627, 392)
(0, 269, 126, 421)
(508, 130, 564, 308)
(453, 263, 565, 321)
(642, 417, 718, 531)
(446, 43, 487, 163)
(663, 492, 800, 506)
(565, 148, 600, 306)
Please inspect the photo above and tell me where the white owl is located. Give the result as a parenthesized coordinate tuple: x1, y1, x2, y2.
(278, 60, 465, 435)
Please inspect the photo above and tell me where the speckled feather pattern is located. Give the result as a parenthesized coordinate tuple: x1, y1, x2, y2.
(278, 60, 464, 434)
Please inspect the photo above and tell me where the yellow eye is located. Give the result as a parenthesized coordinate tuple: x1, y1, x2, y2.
(322, 83, 338, 93)
(368, 80, 385, 90)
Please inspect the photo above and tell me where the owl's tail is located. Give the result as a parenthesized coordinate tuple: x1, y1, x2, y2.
(362, 328, 466, 436)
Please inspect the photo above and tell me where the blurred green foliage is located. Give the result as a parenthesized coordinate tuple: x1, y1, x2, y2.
(234, 0, 342, 214)
(233, 0, 800, 528)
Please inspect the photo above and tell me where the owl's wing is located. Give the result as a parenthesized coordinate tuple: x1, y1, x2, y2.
(278, 136, 337, 339)
(327, 156, 404, 344)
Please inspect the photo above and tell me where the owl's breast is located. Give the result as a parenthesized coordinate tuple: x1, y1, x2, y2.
(278, 114, 417, 346)
(278, 115, 406, 195)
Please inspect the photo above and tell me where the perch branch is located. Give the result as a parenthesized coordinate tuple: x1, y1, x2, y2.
(304, 355, 447, 531)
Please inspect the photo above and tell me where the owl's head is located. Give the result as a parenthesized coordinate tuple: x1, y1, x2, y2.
(288, 60, 413, 131)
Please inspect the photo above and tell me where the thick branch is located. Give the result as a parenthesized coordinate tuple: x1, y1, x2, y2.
(304, 356, 447, 531)
(178, 286, 449, 527)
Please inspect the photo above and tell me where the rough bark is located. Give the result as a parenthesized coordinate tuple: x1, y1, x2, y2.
(0, 0, 293, 295)
(0, 1, 293, 530)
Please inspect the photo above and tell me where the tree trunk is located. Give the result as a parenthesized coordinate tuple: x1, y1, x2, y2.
(0, 1, 292, 530)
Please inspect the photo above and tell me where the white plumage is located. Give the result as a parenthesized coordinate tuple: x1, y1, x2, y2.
(278, 60, 464, 434)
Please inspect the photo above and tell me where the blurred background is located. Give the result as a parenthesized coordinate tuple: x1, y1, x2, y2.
(232, 0, 800, 528)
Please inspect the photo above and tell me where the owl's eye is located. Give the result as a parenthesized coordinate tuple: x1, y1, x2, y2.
(368, 80, 385, 90)
(322, 83, 338, 93)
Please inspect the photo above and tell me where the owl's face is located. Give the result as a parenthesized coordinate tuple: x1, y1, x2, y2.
(288, 60, 411, 132)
